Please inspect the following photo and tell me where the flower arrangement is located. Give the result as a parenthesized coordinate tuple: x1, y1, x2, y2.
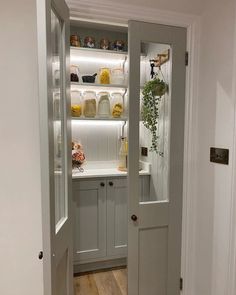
(72, 141, 85, 169)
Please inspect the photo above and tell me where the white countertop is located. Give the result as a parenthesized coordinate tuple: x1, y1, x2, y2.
(72, 168, 150, 179)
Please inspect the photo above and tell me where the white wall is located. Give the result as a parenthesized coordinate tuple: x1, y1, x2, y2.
(0, 1, 43, 295)
(193, 0, 236, 294)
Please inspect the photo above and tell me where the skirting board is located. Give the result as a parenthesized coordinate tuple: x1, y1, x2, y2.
(74, 258, 127, 274)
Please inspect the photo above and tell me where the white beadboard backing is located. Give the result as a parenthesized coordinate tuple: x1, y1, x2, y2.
(140, 43, 171, 201)
(72, 122, 124, 161)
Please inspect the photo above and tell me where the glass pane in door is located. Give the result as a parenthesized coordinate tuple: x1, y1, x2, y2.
(51, 10, 67, 231)
(139, 42, 171, 202)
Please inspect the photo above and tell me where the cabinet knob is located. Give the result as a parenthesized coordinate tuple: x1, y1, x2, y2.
(131, 214, 138, 221)
(109, 181, 113, 186)
(100, 182, 105, 187)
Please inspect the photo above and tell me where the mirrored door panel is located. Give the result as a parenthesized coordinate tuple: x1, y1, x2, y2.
(51, 9, 67, 231)
(139, 42, 171, 203)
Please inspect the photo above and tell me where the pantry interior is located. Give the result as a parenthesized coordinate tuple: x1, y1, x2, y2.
(56, 19, 172, 292)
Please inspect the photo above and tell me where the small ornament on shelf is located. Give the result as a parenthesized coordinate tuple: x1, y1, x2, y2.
(72, 141, 85, 171)
(84, 36, 95, 48)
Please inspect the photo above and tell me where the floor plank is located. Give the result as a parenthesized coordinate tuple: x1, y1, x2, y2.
(93, 270, 123, 295)
(74, 268, 127, 295)
(74, 274, 99, 295)
(112, 269, 127, 295)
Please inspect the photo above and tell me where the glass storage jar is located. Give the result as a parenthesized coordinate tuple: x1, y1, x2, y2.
(83, 91, 97, 118)
(111, 68, 125, 85)
(71, 90, 82, 117)
(111, 92, 124, 118)
(99, 67, 111, 84)
(70, 65, 79, 82)
(97, 92, 110, 118)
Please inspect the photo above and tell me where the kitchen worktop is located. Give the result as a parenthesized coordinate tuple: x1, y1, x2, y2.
(72, 161, 151, 179)
(72, 167, 150, 179)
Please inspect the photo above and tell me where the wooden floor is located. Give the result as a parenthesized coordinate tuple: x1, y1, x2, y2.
(74, 268, 127, 295)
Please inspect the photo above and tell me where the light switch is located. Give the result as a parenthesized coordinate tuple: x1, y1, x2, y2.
(210, 147, 229, 165)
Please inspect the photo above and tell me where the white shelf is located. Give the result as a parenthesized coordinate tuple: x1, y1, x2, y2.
(71, 82, 127, 90)
(71, 46, 128, 56)
(70, 46, 146, 58)
(72, 117, 127, 121)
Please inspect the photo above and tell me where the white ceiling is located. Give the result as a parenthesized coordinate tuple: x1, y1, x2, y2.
(67, 0, 205, 16)
(106, 0, 204, 15)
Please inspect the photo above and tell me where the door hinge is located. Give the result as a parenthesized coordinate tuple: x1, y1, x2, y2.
(185, 52, 189, 66)
(180, 277, 183, 291)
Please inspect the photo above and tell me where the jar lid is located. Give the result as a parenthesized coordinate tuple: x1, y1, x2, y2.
(98, 91, 109, 95)
(111, 92, 123, 96)
(83, 90, 96, 95)
(71, 90, 81, 95)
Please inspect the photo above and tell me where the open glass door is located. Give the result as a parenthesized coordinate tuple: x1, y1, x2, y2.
(37, 0, 72, 294)
(128, 21, 186, 295)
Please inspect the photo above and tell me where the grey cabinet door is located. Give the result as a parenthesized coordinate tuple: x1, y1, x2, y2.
(73, 179, 106, 263)
(107, 178, 128, 257)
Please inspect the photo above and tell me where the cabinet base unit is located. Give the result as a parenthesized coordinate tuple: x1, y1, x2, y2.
(72, 176, 150, 271)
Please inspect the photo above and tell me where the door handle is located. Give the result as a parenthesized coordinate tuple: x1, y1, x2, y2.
(131, 214, 138, 221)
(109, 181, 113, 186)
(100, 182, 105, 187)
(38, 251, 43, 260)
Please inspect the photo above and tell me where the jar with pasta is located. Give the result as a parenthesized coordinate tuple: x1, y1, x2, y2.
(111, 92, 124, 118)
(71, 90, 82, 117)
(99, 67, 111, 84)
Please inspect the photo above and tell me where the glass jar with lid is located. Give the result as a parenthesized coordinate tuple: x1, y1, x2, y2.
(97, 92, 110, 118)
(111, 68, 125, 85)
(83, 91, 97, 118)
(111, 92, 124, 118)
(70, 65, 79, 82)
(71, 90, 82, 117)
(99, 67, 111, 84)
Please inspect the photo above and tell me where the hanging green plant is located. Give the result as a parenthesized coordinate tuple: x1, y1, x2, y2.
(141, 77, 168, 152)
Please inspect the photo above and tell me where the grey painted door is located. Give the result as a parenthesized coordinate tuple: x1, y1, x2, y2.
(73, 179, 107, 263)
(128, 20, 186, 295)
(107, 178, 128, 257)
(37, 0, 73, 294)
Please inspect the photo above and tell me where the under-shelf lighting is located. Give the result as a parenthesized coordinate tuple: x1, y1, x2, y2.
(72, 120, 124, 126)
(70, 55, 125, 65)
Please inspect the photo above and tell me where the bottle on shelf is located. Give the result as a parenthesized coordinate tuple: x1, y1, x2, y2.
(118, 137, 128, 171)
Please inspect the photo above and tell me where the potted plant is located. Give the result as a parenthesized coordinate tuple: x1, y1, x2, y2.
(141, 77, 168, 152)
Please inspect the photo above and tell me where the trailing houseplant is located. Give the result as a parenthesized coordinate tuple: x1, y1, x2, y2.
(141, 76, 168, 152)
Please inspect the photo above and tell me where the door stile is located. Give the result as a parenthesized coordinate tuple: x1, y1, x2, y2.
(127, 22, 141, 295)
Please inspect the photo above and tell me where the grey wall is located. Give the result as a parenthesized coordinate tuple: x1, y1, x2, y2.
(0, 1, 43, 294)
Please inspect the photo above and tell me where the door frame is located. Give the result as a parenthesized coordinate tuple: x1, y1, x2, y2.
(68, 4, 199, 293)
